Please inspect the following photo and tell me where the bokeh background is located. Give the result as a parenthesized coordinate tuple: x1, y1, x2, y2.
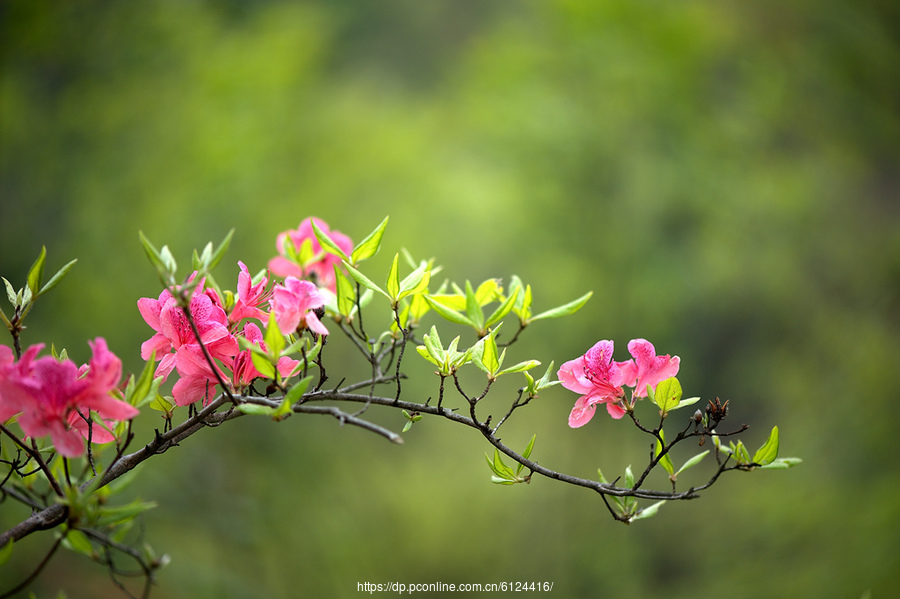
(2, 0, 899, 597)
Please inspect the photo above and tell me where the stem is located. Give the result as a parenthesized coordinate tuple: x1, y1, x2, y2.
(0, 529, 66, 598)
(178, 300, 237, 405)
(0, 425, 64, 498)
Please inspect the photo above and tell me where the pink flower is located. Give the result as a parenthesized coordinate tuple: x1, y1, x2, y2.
(0, 344, 23, 422)
(558, 340, 629, 427)
(270, 277, 329, 336)
(170, 344, 227, 406)
(230, 323, 300, 390)
(229, 261, 270, 324)
(558, 338, 681, 427)
(619, 338, 680, 398)
(138, 286, 239, 382)
(138, 283, 240, 406)
(268, 217, 353, 292)
(0, 339, 138, 457)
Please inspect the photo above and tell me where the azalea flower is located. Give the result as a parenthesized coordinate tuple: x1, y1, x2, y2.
(0, 344, 23, 422)
(619, 338, 680, 398)
(268, 217, 352, 292)
(229, 261, 270, 324)
(138, 282, 240, 406)
(0, 339, 138, 457)
(558, 340, 629, 427)
(169, 344, 228, 406)
(230, 322, 300, 390)
(559, 338, 680, 427)
(138, 285, 239, 382)
(270, 277, 329, 336)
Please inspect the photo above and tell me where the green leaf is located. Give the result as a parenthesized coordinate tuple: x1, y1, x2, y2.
(94, 500, 158, 528)
(284, 376, 313, 404)
(508, 275, 532, 322)
(237, 402, 276, 416)
(416, 344, 440, 367)
(474, 279, 503, 305)
(631, 501, 665, 521)
(350, 216, 389, 264)
(465, 281, 485, 333)
(398, 262, 430, 300)
(484, 285, 520, 329)
(310, 218, 350, 261)
(523, 370, 536, 395)
(401, 409, 423, 433)
(732, 440, 751, 465)
(530, 291, 593, 321)
(752, 426, 780, 466)
(271, 398, 293, 421)
(159, 245, 178, 276)
(250, 348, 276, 380)
(497, 359, 541, 377)
(386, 253, 400, 301)
(522, 434, 536, 460)
(675, 450, 710, 476)
(264, 312, 286, 359)
(2, 277, 16, 307)
(38, 259, 78, 297)
(63, 529, 94, 558)
(655, 430, 675, 476)
(426, 292, 466, 312)
(19, 285, 32, 311)
(669, 396, 702, 412)
(206, 228, 235, 272)
(472, 326, 501, 377)
(193, 242, 212, 271)
(139, 231, 167, 272)
(334, 265, 356, 318)
(407, 291, 431, 323)
(126, 351, 158, 407)
(422, 326, 444, 363)
(0, 539, 13, 567)
(294, 238, 314, 264)
(653, 377, 682, 414)
(26, 246, 47, 295)
(423, 295, 476, 327)
(342, 261, 390, 300)
(148, 394, 175, 414)
(492, 449, 516, 478)
(759, 457, 803, 470)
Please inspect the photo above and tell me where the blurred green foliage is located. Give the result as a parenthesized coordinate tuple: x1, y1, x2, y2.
(2, 0, 899, 597)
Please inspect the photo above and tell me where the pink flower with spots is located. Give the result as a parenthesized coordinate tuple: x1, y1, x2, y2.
(229, 261, 270, 324)
(138, 286, 239, 382)
(0, 339, 138, 457)
(137, 282, 240, 406)
(0, 344, 22, 423)
(558, 340, 629, 427)
(169, 344, 229, 406)
(268, 217, 353, 292)
(269, 277, 329, 336)
(619, 338, 680, 398)
(230, 322, 300, 390)
(559, 338, 680, 427)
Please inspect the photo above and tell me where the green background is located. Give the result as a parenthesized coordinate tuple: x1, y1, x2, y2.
(2, 1, 899, 597)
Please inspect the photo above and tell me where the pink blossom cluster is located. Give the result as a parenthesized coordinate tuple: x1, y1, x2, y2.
(0, 339, 139, 457)
(558, 338, 680, 427)
(268, 217, 352, 293)
(138, 219, 347, 407)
